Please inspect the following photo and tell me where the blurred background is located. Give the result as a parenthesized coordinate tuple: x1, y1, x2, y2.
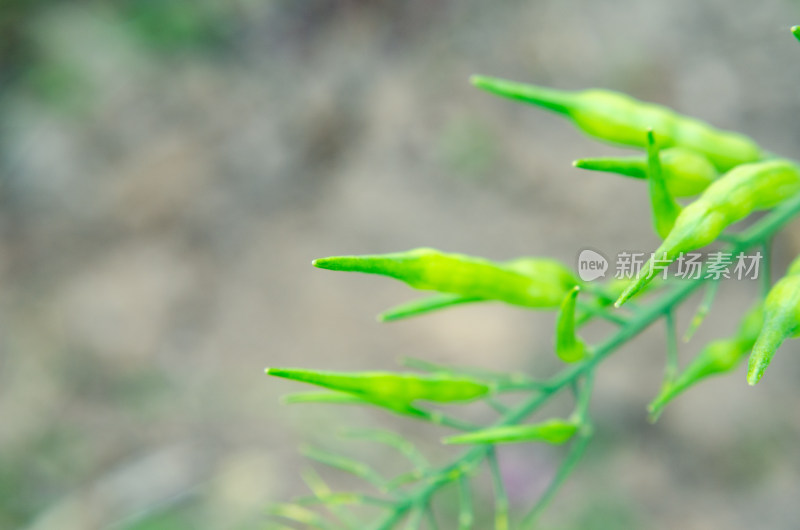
(3, 1, 800, 529)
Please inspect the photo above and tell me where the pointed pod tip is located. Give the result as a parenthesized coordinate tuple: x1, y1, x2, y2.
(747, 357, 764, 385)
(266, 367, 295, 379)
(266, 367, 285, 377)
(615, 276, 648, 307)
(747, 350, 770, 385)
(470, 74, 489, 87)
(646, 398, 665, 423)
(311, 255, 366, 272)
(646, 410, 662, 424)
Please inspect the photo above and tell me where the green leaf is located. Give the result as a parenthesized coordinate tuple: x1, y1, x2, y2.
(301, 445, 387, 489)
(341, 428, 429, 469)
(443, 419, 579, 445)
(792, 25, 800, 42)
(268, 503, 336, 529)
(301, 468, 360, 529)
(378, 294, 481, 322)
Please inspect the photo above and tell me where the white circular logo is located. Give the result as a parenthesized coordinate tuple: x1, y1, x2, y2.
(577, 249, 608, 282)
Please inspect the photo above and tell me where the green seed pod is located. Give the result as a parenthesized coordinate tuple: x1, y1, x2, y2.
(649, 304, 763, 418)
(647, 130, 683, 239)
(267, 367, 491, 405)
(747, 256, 800, 385)
(574, 147, 717, 197)
(442, 419, 579, 445)
(617, 159, 800, 306)
(471, 75, 762, 171)
(793, 25, 800, 42)
(555, 286, 587, 363)
(313, 248, 578, 309)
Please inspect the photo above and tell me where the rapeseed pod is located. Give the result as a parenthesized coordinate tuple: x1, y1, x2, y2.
(616, 159, 800, 306)
(267, 368, 491, 410)
(574, 147, 717, 197)
(313, 248, 578, 309)
(555, 286, 587, 363)
(443, 419, 579, 445)
(649, 304, 763, 418)
(747, 257, 800, 385)
(471, 75, 762, 171)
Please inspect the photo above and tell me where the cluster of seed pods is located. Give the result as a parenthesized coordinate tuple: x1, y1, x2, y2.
(270, 48, 800, 444)
(471, 74, 800, 388)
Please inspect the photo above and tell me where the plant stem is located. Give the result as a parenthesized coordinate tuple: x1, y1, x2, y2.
(369, 191, 800, 529)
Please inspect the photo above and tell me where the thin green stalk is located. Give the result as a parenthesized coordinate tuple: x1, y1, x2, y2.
(576, 300, 629, 325)
(301, 468, 360, 529)
(487, 448, 509, 530)
(574, 372, 594, 424)
(520, 373, 594, 528)
(403, 505, 424, 530)
(519, 430, 593, 528)
(301, 445, 388, 490)
(683, 279, 720, 342)
(295, 492, 398, 509)
(457, 474, 474, 529)
(760, 240, 772, 298)
(424, 506, 440, 530)
(664, 310, 679, 383)
(485, 397, 510, 414)
(427, 411, 483, 431)
(342, 429, 429, 470)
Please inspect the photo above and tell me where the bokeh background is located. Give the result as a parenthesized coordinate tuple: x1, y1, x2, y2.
(3, 1, 800, 529)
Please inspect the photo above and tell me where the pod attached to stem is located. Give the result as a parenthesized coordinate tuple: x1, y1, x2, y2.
(747, 256, 800, 385)
(471, 75, 762, 171)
